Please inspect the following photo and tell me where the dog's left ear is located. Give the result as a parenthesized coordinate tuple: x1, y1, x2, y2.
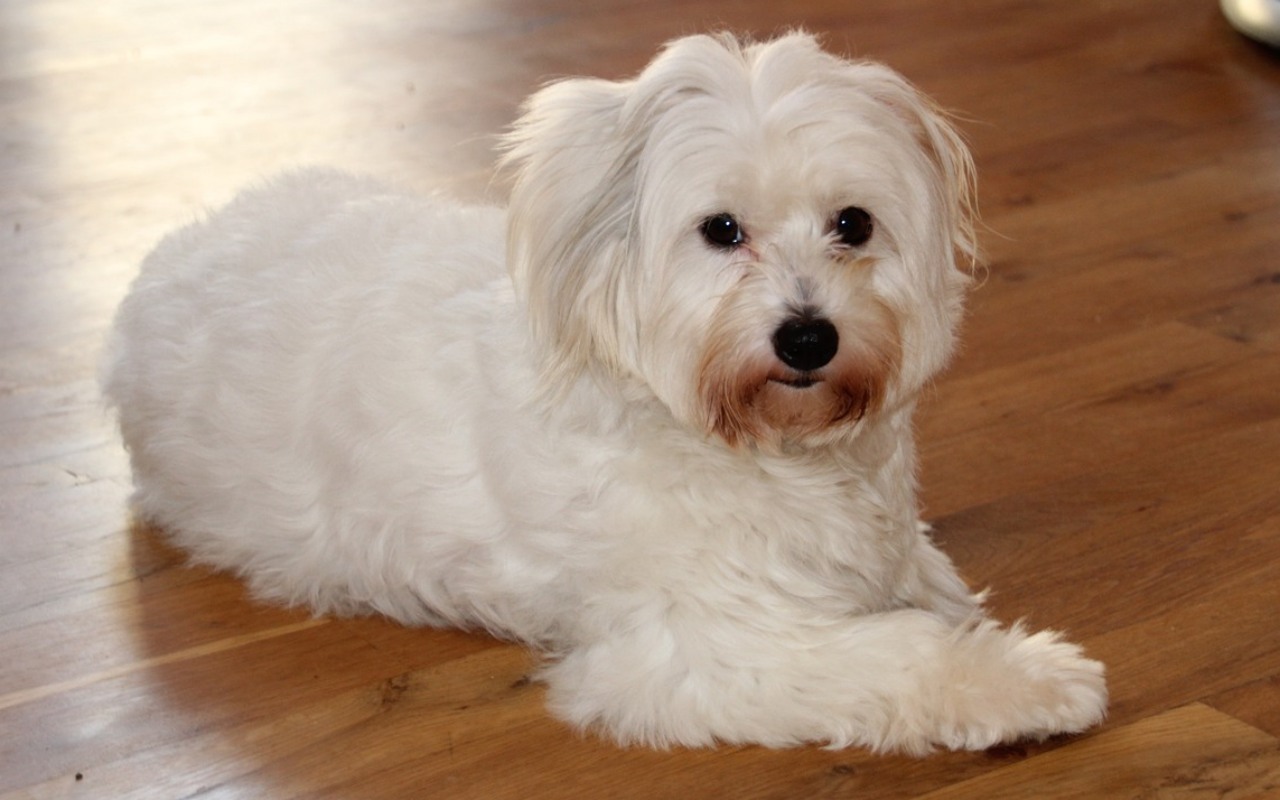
(858, 65, 980, 276)
(500, 75, 641, 390)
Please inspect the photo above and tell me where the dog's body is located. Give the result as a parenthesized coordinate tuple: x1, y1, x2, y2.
(103, 33, 1106, 752)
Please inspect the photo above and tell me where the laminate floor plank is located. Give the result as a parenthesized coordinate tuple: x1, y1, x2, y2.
(916, 704, 1280, 800)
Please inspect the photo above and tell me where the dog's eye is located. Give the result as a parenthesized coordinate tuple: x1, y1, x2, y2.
(700, 213, 745, 249)
(835, 206, 874, 247)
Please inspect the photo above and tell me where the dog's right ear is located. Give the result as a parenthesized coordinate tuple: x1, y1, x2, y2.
(500, 77, 639, 392)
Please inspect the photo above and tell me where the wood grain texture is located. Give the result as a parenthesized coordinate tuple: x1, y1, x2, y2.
(2, 0, 1278, 797)
(917, 704, 1280, 800)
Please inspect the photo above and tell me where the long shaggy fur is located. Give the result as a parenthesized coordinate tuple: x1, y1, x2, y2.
(102, 31, 1105, 753)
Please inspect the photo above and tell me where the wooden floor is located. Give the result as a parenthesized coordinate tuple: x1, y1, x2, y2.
(3, 1, 1279, 797)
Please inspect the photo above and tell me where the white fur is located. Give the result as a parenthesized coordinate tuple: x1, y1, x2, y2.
(102, 32, 1106, 753)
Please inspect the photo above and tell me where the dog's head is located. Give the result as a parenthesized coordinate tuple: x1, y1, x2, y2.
(502, 32, 977, 450)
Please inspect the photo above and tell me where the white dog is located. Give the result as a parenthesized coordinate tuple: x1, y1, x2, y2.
(102, 32, 1106, 753)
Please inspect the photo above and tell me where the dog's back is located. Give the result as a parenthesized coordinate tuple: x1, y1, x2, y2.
(102, 169, 516, 621)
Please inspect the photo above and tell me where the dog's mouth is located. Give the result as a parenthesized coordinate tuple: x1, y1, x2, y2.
(768, 374, 821, 389)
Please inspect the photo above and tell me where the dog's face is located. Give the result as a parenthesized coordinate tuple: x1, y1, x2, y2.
(504, 33, 977, 450)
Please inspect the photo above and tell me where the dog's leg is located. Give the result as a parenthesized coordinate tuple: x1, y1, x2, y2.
(893, 521, 988, 624)
(543, 605, 1105, 753)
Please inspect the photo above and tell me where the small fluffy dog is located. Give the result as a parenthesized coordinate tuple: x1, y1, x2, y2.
(103, 32, 1106, 752)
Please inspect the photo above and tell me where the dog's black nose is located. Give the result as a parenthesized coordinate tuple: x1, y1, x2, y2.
(772, 316, 839, 372)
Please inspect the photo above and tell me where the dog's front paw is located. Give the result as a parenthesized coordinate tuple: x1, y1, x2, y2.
(934, 623, 1107, 751)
